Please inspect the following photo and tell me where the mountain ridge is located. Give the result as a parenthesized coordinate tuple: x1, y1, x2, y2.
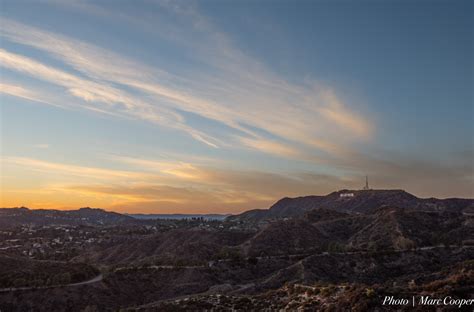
(0, 207, 137, 228)
(228, 189, 474, 223)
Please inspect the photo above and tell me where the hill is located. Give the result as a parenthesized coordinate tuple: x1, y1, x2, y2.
(0, 207, 138, 228)
(1, 189, 473, 311)
(74, 229, 253, 266)
(236, 205, 473, 258)
(0, 254, 99, 289)
(228, 189, 474, 222)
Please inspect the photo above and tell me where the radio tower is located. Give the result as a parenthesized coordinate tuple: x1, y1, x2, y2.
(363, 175, 370, 190)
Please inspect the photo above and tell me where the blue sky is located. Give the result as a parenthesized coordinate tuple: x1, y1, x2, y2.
(1, 0, 472, 213)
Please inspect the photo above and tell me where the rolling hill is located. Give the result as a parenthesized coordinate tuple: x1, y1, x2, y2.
(228, 189, 474, 222)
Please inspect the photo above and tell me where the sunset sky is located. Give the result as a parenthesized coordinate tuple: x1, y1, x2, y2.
(1, 0, 473, 213)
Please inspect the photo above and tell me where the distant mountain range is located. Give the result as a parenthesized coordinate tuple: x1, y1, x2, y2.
(0, 208, 230, 228)
(1, 189, 471, 263)
(2, 189, 473, 228)
(228, 189, 474, 222)
(1, 189, 473, 311)
(0, 207, 137, 228)
(126, 213, 231, 220)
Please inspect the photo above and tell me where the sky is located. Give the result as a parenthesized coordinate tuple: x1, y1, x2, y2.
(0, 0, 473, 214)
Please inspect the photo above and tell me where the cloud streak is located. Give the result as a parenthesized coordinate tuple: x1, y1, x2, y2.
(1, 4, 470, 213)
(2, 152, 472, 213)
(2, 157, 149, 181)
(0, 15, 373, 159)
(0, 155, 359, 212)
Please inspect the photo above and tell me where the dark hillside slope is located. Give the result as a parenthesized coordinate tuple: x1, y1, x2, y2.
(0, 254, 99, 288)
(242, 219, 328, 257)
(229, 190, 474, 222)
(240, 207, 473, 256)
(0, 207, 137, 228)
(349, 208, 470, 250)
(75, 229, 253, 266)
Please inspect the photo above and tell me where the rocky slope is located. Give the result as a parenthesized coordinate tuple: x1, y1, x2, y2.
(240, 207, 472, 256)
(1, 189, 473, 311)
(74, 229, 253, 266)
(132, 259, 473, 312)
(228, 189, 474, 222)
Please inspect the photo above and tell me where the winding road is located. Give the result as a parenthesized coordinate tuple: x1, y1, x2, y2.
(0, 274, 103, 293)
(1, 245, 471, 293)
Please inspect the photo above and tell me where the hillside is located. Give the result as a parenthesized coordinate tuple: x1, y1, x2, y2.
(0, 207, 138, 228)
(1, 248, 471, 312)
(348, 208, 467, 250)
(135, 258, 474, 312)
(241, 219, 328, 257)
(70, 202, 473, 265)
(0, 190, 473, 311)
(240, 207, 472, 257)
(75, 229, 253, 266)
(0, 254, 99, 289)
(228, 189, 474, 222)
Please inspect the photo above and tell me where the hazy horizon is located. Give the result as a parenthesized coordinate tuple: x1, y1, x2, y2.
(2, 186, 473, 214)
(1, 0, 473, 214)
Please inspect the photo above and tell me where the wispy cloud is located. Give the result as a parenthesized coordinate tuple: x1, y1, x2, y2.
(0, 48, 219, 148)
(2, 157, 149, 181)
(0, 155, 360, 212)
(1, 3, 471, 212)
(0, 15, 373, 159)
(2, 152, 472, 213)
(0, 83, 36, 100)
(109, 155, 209, 181)
(238, 136, 302, 159)
(0, 82, 59, 107)
(32, 144, 49, 149)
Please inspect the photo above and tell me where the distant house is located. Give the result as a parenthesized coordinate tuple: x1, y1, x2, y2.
(340, 193, 354, 198)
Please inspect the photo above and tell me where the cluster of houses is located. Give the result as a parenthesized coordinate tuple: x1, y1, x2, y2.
(0, 225, 102, 259)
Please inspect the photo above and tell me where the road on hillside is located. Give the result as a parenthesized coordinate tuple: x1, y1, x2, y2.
(0, 274, 103, 293)
(114, 265, 204, 272)
(2, 245, 471, 293)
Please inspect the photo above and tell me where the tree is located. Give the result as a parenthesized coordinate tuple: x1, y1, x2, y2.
(365, 288, 375, 298)
(51, 272, 71, 285)
(12, 278, 27, 287)
(328, 242, 346, 253)
(397, 237, 415, 251)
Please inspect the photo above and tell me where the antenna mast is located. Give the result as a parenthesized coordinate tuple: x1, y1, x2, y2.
(363, 175, 369, 190)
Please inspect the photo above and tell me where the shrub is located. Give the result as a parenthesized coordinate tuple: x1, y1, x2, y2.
(365, 288, 375, 298)
(247, 257, 258, 265)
